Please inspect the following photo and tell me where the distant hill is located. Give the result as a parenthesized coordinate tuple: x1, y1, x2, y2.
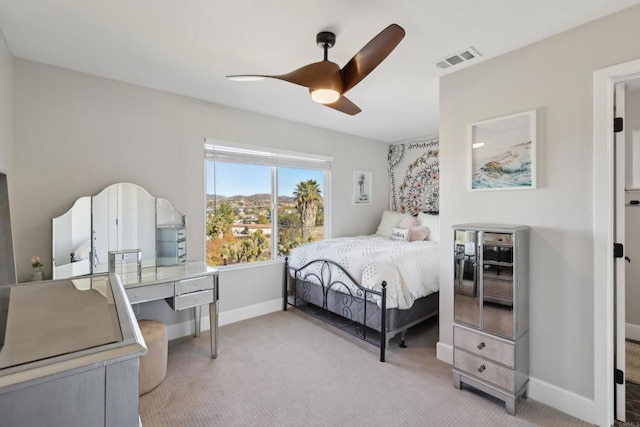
(207, 194, 295, 204)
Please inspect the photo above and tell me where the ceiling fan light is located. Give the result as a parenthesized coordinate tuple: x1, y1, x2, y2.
(310, 88, 340, 104)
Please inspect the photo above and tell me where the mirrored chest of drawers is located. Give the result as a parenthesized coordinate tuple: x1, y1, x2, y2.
(157, 226, 187, 266)
(452, 223, 529, 415)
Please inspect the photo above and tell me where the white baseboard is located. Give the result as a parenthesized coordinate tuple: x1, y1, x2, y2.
(528, 377, 594, 424)
(166, 298, 283, 341)
(627, 322, 640, 341)
(436, 340, 594, 424)
(218, 298, 282, 326)
(436, 341, 453, 364)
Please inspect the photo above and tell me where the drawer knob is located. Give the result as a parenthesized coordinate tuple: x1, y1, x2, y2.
(477, 342, 486, 350)
(477, 364, 486, 373)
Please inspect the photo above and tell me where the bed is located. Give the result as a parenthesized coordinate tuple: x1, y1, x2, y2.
(283, 211, 440, 362)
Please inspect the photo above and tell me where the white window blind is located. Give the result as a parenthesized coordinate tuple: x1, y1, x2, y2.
(204, 140, 332, 171)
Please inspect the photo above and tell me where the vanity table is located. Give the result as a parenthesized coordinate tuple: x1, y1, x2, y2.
(0, 274, 146, 427)
(122, 261, 218, 359)
(52, 183, 218, 358)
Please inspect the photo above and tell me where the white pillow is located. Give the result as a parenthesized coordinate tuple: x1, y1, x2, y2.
(417, 212, 440, 242)
(72, 239, 92, 261)
(398, 216, 417, 228)
(375, 210, 407, 237)
(409, 226, 430, 242)
(391, 227, 410, 241)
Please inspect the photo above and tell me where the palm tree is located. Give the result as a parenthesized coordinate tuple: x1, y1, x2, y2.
(358, 173, 366, 195)
(293, 180, 322, 240)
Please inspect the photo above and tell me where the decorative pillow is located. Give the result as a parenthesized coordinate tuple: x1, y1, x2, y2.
(417, 212, 440, 242)
(72, 239, 92, 261)
(375, 210, 407, 238)
(409, 226, 429, 242)
(398, 216, 417, 229)
(391, 227, 410, 241)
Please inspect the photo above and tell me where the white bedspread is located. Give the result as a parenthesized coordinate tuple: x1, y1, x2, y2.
(287, 235, 439, 310)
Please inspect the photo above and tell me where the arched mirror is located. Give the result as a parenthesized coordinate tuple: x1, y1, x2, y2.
(52, 196, 92, 278)
(52, 183, 186, 279)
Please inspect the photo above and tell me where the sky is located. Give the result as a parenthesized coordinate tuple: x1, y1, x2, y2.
(206, 162, 324, 197)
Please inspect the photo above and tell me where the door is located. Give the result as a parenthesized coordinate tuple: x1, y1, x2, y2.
(615, 81, 626, 422)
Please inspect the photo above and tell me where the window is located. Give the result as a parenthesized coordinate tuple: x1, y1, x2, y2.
(205, 142, 331, 267)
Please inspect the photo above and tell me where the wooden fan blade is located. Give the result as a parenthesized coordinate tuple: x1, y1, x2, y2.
(228, 61, 342, 91)
(324, 96, 361, 115)
(226, 75, 269, 81)
(340, 24, 405, 95)
(274, 61, 342, 91)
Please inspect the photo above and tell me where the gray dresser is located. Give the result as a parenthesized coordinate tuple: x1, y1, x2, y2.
(0, 274, 146, 427)
(452, 223, 529, 415)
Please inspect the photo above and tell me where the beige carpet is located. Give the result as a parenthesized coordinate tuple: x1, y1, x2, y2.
(628, 340, 640, 385)
(139, 310, 589, 426)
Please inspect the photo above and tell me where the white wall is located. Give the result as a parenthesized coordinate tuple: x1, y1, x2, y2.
(438, 3, 640, 418)
(0, 32, 13, 176)
(12, 59, 389, 326)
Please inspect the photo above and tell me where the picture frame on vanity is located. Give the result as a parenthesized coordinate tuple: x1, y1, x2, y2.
(353, 171, 372, 205)
(469, 110, 536, 191)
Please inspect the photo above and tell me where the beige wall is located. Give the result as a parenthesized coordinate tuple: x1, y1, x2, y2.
(0, 33, 12, 177)
(12, 59, 389, 322)
(439, 4, 640, 403)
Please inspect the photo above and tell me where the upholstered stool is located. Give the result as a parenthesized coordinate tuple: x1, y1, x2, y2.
(138, 319, 168, 395)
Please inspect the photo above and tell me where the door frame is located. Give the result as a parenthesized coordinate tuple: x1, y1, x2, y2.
(594, 58, 640, 426)
(614, 81, 626, 421)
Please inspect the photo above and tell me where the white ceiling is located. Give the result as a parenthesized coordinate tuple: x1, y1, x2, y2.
(1, 0, 639, 143)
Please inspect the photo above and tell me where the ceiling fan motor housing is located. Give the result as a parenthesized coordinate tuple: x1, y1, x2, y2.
(316, 31, 336, 49)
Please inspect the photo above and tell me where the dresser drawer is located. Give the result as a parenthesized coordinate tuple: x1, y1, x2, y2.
(176, 275, 214, 295)
(454, 326, 514, 367)
(126, 282, 174, 304)
(158, 241, 186, 257)
(454, 349, 516, 393)
(171, 289, 214, 310)
(158, 227, 186, 241)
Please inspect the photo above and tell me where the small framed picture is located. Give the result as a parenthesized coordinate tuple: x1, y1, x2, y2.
(470, 110, 536, 191)
(353, 171, 372, 205)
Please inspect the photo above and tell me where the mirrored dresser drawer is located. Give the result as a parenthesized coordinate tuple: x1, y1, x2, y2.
(454, 325, 514, 368)
(171, 289, 214, 311)
(454, 348, 517, 393)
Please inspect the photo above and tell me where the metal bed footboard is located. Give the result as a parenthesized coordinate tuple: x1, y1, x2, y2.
(283, 257, 389, 362)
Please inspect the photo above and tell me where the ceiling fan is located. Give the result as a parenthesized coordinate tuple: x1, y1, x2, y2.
(227, 24, 405, 116)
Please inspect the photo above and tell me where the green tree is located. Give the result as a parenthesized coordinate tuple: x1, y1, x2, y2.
(315, 205, 324, 226)
(278, 210, 301, 229)
(207, 201, 235, 238)
(293, 180, 322, 240)
(224, 229, 269, 263)
(277, 209, 302, 256)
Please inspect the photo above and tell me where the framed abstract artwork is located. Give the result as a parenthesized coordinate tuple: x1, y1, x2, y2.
(353, 171, 372, 205)
(470, 110, 536, 191)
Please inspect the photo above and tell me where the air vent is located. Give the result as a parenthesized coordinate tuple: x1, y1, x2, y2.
(435, 47, 482, 70)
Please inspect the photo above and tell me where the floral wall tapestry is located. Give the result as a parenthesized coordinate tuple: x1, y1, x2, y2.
(388, 136, 439, 214)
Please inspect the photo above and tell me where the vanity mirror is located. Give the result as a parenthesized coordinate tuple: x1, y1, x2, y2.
(52, 183, 186, 279)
